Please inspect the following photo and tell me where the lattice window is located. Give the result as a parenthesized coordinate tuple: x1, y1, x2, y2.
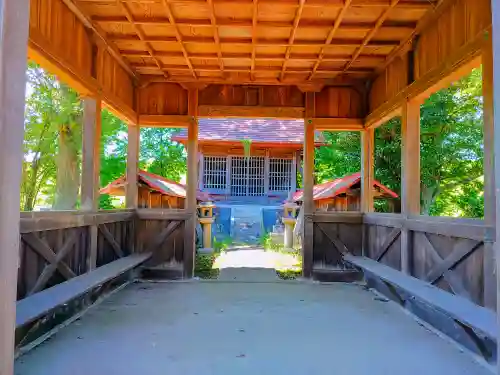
(230, 156, 265, 196)
(203, 156, 227, 190)
(269, 158, 293, 192)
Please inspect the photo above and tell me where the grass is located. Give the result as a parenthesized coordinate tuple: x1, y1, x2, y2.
(260, 232, 303, 280)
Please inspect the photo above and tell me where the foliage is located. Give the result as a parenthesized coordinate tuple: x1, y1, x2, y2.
(213, 236, 232, 252)
(22, 62, 188, 211)
(194, 252, 219, 279)
(241, 138, 252, 158)
(315, 68, 484, 218)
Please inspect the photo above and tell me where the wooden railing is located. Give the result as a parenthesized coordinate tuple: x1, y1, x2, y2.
(362, 213, 494, 308)
(17, 210, 135, 300)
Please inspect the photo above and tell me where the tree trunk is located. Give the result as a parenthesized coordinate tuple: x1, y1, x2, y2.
(54, 125, 80, 210)
(421, 184, 439, 215)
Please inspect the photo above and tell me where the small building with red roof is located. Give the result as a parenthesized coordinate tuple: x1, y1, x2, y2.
(292, 172, 398, 212)
(100, 170, 210, 209)
(173, 118, 324, 202)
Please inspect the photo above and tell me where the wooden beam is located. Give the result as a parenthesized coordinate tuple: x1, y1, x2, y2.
(251, 0, 258, 79)
(0, 3, 30, 374)
(313, 117, 363, 131)
(117, 1, 168, 78)
(489, 3, 500, 364)
(60, 0, 137, 80)
(400, 98, 421, 274)
(126, 124, 140, 209)
(309, 0, 352, 80)
(138, 115, 191, 128)
(343, 0, 400, 73)
(482, 34, 496, 311)
(198, 105, 304, 118)
(207, 0, 224, 72)
(280, 0, 305, 81)
(361, 128, 374, 213)
(184, 89, 199, 277)
(302, 91, 315, 278)
(81, 98, 102, 211)
(81, 98, 101, 270)
(160, 0, 197, 78)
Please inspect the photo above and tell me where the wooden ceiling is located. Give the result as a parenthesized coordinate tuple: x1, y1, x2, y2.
(73, 0, 438, 86)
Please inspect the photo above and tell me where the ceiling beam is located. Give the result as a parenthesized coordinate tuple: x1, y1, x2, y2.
(343, 0, 401, 72)
(280, 0, 305, 81)
(159, 0, 197, 78)
(117, 1, 168, 78)
(59, 0, 138, 80)
(206, 0, 224, 72)
(251, 0, 258, 80)
(120, 50, 386, 64)
(80, 0, 435, 10)
(110, 34, 401, 47)
(92, 15, 416, 33)
(309, 0, 352, 80)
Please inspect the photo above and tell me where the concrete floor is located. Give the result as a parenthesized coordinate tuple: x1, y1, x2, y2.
(15, 281, 491, 375)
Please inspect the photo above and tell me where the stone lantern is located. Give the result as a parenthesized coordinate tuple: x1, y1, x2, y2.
(282, 201, 299, 249)
(198, 201, 215, 253)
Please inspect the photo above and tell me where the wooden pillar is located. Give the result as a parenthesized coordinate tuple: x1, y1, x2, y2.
(400, 99, 421, 274)
(483, 33, 497, 310)
(264, 149, 270, 196)
(184, 89, 198, 278)
(302, 92, 315, 277)
(81, 98, 102, 270)
(490, 2, 500, 370)
(361, 128, 374, 213)
(198, 153, 204, 190)
(126, 124, 140, 209)
(0, 1, 30, 374)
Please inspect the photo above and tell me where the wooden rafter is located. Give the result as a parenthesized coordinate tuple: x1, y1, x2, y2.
(343, 0, 401, 73)
(80, 0, 435, 11)
(308, 0, 352, 80)
(122, 50, 386, 64)
(206, 0, 224, 72)
(60, 0, 138, 80)
(93, 16, 416, 32)
(110, 34, 400, 47)
(251, 0, 258, 80)
(160, 0, 197, 78)
(280, 0, 305, 81)
(117, 1, 168, 79)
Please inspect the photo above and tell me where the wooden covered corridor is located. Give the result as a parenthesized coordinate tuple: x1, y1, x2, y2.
(1, 0, 500, 373)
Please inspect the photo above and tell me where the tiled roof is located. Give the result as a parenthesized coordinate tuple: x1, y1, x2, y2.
(292, 172, 398, 202)
(172, 118, 323, 144)
(100, 170, 210, 201)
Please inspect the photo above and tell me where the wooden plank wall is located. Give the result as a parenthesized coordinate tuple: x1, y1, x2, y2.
(28, 0, 136, 123)
(368, 0, 491, 118)
(137, 83, 366, 119)
(363, 214, 491, 308)
(17, 211, 134, 300)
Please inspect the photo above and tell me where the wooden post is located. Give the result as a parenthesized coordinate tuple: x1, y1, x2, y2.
(81, 98, 102, 270)
(400, 98, 421, 274)
(264, 149, 270, 196)
(302, 92, 315, 278)
(490, 2, 500, 370)
(361, 128, 374, 213)
(0, 1, 30, 374)
(482, 36, 497, 310)
(126, 124, 140, 209)
(184, 88, 199, 278)
(198, 153, 204, 191)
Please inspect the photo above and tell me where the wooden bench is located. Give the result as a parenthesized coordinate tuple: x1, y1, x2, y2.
(16, 253, 151, 328)
(344, 254, 496, 340)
